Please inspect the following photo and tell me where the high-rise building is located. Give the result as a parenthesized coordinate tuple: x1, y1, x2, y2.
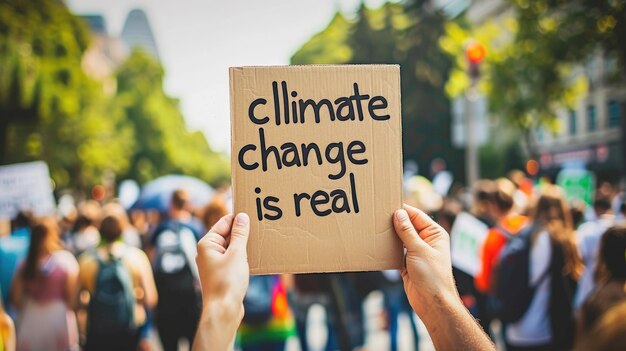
(120, 8, 160, 60)
(79, 14, 127, 95)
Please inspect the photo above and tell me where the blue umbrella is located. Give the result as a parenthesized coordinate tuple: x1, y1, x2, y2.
(132, 175, 214, 211)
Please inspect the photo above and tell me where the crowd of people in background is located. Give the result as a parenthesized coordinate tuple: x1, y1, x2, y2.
(0, 171, 625, 351)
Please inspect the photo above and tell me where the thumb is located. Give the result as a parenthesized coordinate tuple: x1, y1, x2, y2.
(228, 212, 250, 255)
(393, 209, 427, 252)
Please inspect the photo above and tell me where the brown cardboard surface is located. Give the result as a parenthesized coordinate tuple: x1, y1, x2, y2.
(230, 65, 403, 275)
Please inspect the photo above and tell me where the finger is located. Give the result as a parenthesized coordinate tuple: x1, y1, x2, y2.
(403, 204, 438, 232)
(227, 213, 250, 254)
(208, 213, 235, 238)
(198, 235, 226, 258)
(403, 204, 448, 245)
(394, 209, 429, 252)
(204, 240, 227, 255)
(205, 232, 227, 247)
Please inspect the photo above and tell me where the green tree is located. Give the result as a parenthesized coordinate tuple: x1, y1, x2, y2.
(0, 0, 132, 189)
(114, 50, 229, 185)
(292, 1, 463, 180)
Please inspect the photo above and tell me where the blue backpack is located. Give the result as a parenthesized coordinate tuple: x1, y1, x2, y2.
(489, 223, 549, 323)
(87, 251, 136, 336)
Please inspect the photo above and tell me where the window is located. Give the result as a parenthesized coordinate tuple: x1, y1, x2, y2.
(569, 110, 577, 136)
(608, 100, 621, 128)
(587, 105, 596, 132)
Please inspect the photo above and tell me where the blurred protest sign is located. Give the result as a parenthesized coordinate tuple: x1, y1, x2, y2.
(450, 212, 489, 277)
(557, 168, 595, 207)
(0, 161, 55, 219)
(230, 65, 403, 274)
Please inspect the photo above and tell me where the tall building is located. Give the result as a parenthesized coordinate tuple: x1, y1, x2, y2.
(79, 14, 127, 95)
(120, 9, 160, 60)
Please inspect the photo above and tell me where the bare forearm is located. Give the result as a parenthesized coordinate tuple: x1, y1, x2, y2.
(192, 301, 241, 351)
(417, 291, 495, 351)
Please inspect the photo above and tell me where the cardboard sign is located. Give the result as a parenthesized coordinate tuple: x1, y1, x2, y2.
(0, 161, 55, 219)
(450, 212, 489, 277)
(230, 65, 404, 275)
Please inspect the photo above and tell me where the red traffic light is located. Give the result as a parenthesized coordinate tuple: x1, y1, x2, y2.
(466, 40, 486, 64)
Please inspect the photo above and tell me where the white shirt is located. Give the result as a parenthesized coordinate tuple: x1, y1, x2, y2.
(574, 216, 615, 309)
(506, 230, 552, 346)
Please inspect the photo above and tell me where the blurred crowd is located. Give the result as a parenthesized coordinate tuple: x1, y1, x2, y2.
(0, 172, 625, 351)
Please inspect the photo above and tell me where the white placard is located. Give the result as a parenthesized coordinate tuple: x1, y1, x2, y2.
(450, 212, 489, 277)
(0, 161, 55, 218)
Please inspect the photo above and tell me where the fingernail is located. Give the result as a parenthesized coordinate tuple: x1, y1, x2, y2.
(396, 209, 408, 221)
(236, 213, 249, 225)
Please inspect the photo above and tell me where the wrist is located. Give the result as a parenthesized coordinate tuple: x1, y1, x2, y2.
(195, 300, 242, 351)
(414, 288, 462, 320)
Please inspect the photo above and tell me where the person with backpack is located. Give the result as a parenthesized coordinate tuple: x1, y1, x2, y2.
(11, 217, 80, 351)
(474, 178, 527, 336)
(149, 189, 203, 351)
(500, 185, 583, 351)
(78, 215, 157, 351)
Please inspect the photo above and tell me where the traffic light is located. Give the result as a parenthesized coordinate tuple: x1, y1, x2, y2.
(465, 40, 486, 81)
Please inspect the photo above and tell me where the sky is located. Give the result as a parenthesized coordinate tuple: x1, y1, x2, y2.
(66, 0, 389, 153)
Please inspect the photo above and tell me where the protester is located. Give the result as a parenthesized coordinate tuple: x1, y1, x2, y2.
(150, 190, 202, 351)
(0, 211, 32, 309)
(78, 215, 157, 351)
(574, 301, 626, 351)
(577, 226, 626, 340)
(381, 269, 420, 351)
(475, 178, 527, 293)
(0, 297, 15, 351)
(575, 197, 616, 309)
(291, 274, 339, 351)
(67, 201, 102, 256)
(153, 189, 203, 240)
(504, 185, 583, 351)
(192, 209, 495, 351)
(101, 202, 142, 248)
(201, 194, 229, 230)
(474, 178, 527, 340)
(11, 217, 80, 351)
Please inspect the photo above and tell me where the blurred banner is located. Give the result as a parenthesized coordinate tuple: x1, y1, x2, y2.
(0, 161, 55, 218)
(450, 212, 489, 277)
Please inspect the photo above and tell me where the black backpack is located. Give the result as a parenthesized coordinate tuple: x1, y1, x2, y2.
(243, 275, 276, 325)
(153, 223, 199, 314)
(489, 224, 549, 323)
(87, 250, 136, 337)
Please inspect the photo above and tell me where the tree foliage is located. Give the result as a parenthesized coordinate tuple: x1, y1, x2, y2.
(0, 0, 131, 189)
(441, 0, 625, 141)
(114, 50, 229, 185)
(0, 0, 228, 192)
(292, 0, 464, 179)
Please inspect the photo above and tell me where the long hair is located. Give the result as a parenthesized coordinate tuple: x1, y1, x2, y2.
(530, 185, 583, 280)
(22, 217, 62, 280)
(595, 226, 626, 284)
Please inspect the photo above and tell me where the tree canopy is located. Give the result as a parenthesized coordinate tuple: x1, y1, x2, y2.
(0, 0, 228, 193)
(292, 0, 463, 179)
